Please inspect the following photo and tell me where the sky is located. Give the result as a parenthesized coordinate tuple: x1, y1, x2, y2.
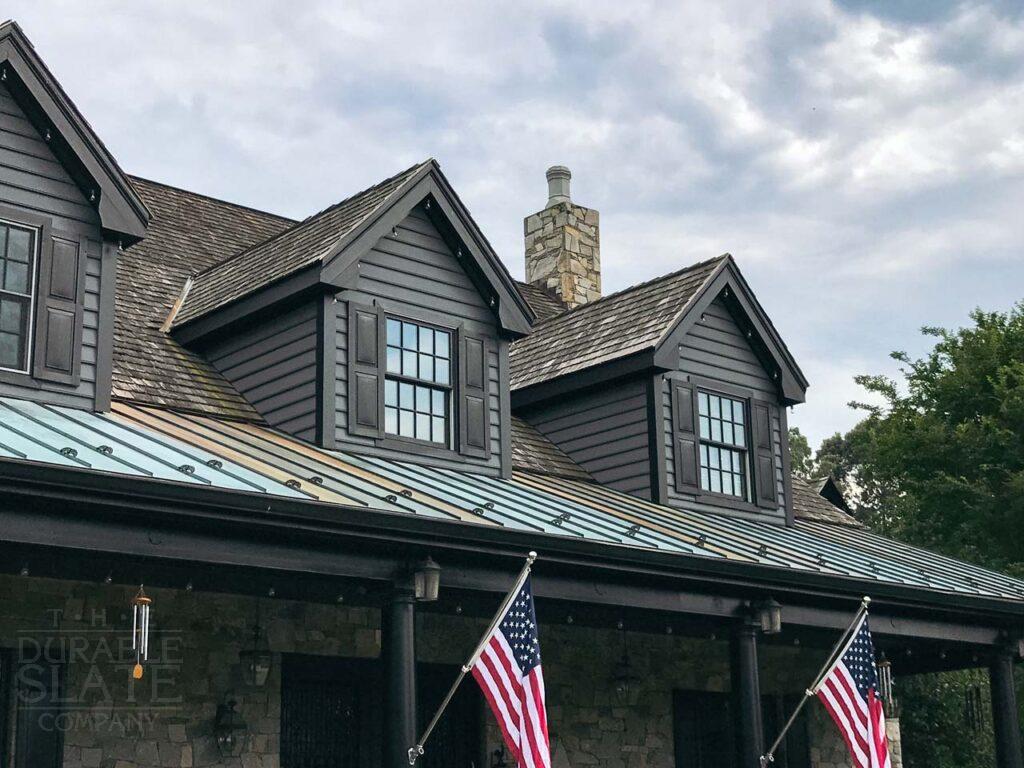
(7, 1, 1024, 447)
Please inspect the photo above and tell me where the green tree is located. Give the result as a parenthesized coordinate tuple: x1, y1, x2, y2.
(811, 303, 1024, 767)
(787, 427, 813, 478)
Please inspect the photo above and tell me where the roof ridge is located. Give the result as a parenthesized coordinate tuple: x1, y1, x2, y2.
(190, 159, 432, 280)
(128, 175, 297, 224)
(527, 253, 729, 330)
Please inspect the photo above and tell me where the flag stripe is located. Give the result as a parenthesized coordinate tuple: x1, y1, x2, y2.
(472, 663, 520, 761)
(818, 686, 870, 767)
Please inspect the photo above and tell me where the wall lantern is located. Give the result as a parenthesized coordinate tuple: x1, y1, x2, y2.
(213, 699, 246, 756)
(757, 598, 783, 635)
(414, 557, 441, 602)
(240, 598, 272, 687)
(612, 626, 640, 703)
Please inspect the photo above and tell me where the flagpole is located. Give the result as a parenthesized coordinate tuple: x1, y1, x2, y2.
(408, 551, 538, 766)
(759, 596, 872, 768)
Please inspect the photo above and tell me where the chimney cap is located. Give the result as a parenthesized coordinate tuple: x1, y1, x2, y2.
(545, 165, 571, 207)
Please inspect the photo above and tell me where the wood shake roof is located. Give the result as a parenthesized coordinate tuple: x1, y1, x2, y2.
(509, 255, 728, 390)
(114, 177, 295, 419)
(515, 280, 567, 322)
(173, 161, 430, 326)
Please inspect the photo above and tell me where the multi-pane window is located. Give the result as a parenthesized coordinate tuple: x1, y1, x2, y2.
(384, 318, 451, 445)
(0, 222, 36, 373)
(698, 391, 748, 499)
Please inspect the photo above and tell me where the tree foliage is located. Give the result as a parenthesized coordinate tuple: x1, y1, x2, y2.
(806, 304, 1024, 766)
(787, 427, 813, 478)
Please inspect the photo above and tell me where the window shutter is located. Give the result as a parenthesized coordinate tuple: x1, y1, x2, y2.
(459, 333, 490, 459)
(32, 233, 85, 385)
(671, 379, 700, 493)
(347, 302, 383, 438)
(751, 399, 778, 508)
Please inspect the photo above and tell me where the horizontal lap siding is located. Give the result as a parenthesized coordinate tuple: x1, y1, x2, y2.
(205, 303, 318, 441)
(0, 83, 103, 410)
(334, 208, 504, 474)
(523, 377, 652, 498)
(664, 298, 787, 521)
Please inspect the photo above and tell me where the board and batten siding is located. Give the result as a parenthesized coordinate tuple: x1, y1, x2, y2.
(204, 302, 319, 441)
(663, 297, 788, 522)
(0, 82, 105, 410)
(521, 376, 652, 499)
(333, 208, 506, 474)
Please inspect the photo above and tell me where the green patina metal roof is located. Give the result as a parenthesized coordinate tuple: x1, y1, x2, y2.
(1, 396, 1023, 603)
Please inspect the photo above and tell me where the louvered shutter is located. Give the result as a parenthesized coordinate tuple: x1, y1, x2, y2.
(671, 379, 701, 493)
(347, 302, 383, 438)
(32, 233, 85, 385)
(459, 333, 490, 458)
(751, 399, 778, 508)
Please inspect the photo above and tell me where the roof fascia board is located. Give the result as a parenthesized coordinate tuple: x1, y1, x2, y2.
(171, 263, 322, 346)
(0, 25, 149, 241)
(510, 350, 661, 409)
(320, 167, 532, 337)
(1, 456, 1023, 626)
(652, 259, 807, 404)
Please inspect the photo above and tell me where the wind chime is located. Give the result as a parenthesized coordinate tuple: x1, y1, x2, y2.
(131, 585, 152, 679)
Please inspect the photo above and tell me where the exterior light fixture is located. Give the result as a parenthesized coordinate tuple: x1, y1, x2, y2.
(612, 625, 640, 703)
(240, 598, 272, 688)
(213, 699, 246, 756)
(757, 598, 783, 635)
(414, 557, 441, 602)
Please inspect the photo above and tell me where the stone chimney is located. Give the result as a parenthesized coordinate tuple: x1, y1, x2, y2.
(524, 166, 600, 308)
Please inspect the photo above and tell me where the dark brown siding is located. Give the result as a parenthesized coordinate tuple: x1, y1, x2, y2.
(520, 377, 652, 499)
(204, 302, 319, 440)
(334, 208, 505, 474)
(663, 297, 787, 521)
(0, 82, 104, 410)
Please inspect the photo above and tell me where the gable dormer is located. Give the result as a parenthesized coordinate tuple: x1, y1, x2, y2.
(0, 21, 148, 411)
(170, 161, 533, 476)
(512, 210, 808, 523)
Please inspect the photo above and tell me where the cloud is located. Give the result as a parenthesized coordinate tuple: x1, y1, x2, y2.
(7, 0, 1024, 449)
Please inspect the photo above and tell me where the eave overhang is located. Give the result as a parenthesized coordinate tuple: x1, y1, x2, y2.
(1, 456, 1023, 634)
(0, 21, 149, 243)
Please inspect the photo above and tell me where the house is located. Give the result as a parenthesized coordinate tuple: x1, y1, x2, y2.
(0, 19, 1022, 768)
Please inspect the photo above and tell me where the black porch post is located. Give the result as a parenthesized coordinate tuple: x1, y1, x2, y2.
(731, 619, 764, 768)
(991, 650, 1023, 768)
(385, 585, 417, 768)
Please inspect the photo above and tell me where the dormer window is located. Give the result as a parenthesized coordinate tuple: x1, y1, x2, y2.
(0, 220, 37, 374)
(697, 391, 749, 499)
(384, 317, 452, 445)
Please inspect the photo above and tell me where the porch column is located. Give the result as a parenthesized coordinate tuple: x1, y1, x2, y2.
(385, 585, 417, 768)
(731, 619, 764, 768)
(991, 650, 1023, 768)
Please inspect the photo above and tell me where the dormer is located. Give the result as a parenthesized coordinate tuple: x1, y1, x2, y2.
(0, 21, 148, 411)
(510, 169, 807, 522)
(169, 161, 533, 476)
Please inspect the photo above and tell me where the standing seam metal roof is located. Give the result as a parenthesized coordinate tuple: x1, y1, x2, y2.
(1, 396, 1023, 603)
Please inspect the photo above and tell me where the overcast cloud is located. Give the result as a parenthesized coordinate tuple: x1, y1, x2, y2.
(8, 1, 1024, 446)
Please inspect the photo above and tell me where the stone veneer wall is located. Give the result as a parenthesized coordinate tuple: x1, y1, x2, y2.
(523, 202, 601, 308)
(0, 573, 889, 767)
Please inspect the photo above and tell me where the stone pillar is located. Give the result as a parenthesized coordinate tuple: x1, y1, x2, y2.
(385, 586, 417, 768)
(524, 166, 601, 309)
(991, 651, 1024, 768)
(885, 718, 904, 768)
(731, 620, 764, 768)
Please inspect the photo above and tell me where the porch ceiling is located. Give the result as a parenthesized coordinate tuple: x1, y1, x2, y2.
(1, 396, 1023, 605)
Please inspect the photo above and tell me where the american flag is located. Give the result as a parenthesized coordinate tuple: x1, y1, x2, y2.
(814, 615, 891, 768)
(471, 576, 551, 768)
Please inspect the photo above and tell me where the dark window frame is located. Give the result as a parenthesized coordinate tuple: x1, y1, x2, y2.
(697, 389, 750, 502)
(383, 314, 455, 449)
(0, 218, 40, 376)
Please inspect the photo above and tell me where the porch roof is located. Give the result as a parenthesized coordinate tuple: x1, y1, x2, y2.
(1, 396, 1023, 604)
